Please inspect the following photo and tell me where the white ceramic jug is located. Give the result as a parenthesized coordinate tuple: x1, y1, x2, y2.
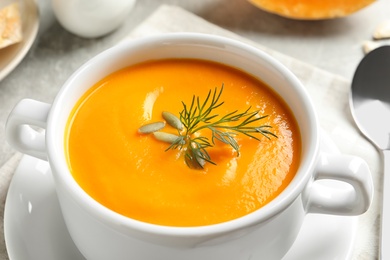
(51, 0, 136, 38)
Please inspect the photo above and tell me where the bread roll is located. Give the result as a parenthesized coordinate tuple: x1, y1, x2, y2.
(0, 3, 22, 49)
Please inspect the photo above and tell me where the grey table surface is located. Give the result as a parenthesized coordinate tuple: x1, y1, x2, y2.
(0, 0, 389, 166)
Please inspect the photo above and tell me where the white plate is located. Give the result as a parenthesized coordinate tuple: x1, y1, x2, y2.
(0, 0, 39, 82)
(4, 132, 357, 260)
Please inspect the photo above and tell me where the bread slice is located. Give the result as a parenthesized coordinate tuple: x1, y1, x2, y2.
(0, 3, 23, 49)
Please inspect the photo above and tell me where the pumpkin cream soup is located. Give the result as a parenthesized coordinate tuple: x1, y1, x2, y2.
(65, 59, 301, 227)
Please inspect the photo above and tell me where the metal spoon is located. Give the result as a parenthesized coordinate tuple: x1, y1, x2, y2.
(350, 45, 390, 260)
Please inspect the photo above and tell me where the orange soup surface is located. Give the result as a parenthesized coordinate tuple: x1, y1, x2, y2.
(65, 59, 301, 227)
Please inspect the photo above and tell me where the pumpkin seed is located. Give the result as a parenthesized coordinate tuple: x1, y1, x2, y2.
(153, 132, 183, 144)
(373, 20, 390, 40)
(138, 121, 165, 134)
(185, 149, 206, 169)
(162, 111, 183, 131)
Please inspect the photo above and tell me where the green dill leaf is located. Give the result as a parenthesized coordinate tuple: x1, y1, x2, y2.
(162, 84, 277, 169)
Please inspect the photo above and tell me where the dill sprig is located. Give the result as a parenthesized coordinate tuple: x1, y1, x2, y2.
(166, 85, 277, 169)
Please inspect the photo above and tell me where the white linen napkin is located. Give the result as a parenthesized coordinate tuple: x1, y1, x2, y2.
(0, 5, 380, 260)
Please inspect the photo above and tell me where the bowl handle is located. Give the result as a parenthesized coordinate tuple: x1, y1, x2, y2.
(5, 99, 51, 161)
(303, 153, 374, 215)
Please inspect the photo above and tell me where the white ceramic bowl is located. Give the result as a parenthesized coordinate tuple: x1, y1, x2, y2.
(5, 33, 373, 260)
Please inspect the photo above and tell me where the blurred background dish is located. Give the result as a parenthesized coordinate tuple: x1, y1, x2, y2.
(0, 0, 39, 82)
(248, 0, 376, 20)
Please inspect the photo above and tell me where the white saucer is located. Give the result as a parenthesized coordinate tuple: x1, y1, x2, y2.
(4, 132, 357, 260)
(0, 0, 39, 82)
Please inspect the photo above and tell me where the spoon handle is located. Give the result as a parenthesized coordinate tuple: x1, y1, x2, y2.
(381, 150, 390, 259)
